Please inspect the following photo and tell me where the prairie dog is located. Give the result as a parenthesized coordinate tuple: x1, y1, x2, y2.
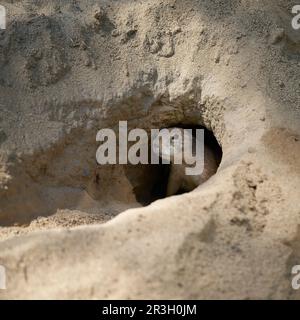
(153, 128, 218, 196)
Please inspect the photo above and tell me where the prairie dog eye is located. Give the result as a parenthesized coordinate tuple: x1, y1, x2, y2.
(171, 134, 179, 141)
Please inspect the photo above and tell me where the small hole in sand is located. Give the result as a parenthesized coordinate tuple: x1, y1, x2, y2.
(130, 125, 222, 205)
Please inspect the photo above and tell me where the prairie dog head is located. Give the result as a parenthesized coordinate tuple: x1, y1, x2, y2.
(152, 127, 194, 163)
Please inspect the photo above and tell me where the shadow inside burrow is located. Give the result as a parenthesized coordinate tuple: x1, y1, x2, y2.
(125, 125, 223, 205)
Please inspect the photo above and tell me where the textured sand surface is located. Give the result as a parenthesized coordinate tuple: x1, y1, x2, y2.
(0, 0, 300, 299)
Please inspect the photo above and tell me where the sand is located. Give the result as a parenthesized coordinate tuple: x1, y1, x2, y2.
(0, 0, 299, 299)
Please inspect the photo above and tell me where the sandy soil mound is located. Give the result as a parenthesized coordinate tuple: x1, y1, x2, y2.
(0, 0, 299, 299)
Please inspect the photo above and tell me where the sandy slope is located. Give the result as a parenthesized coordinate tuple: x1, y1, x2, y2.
(0, 0, 300, 299)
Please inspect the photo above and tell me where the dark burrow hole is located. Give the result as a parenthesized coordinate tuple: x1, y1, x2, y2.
(128, 125, 223, 206)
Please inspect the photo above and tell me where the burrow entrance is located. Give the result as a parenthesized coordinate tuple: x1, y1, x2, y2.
(126, 125, 223, 206)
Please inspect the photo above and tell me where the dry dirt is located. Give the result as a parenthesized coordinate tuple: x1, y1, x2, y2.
(0, 0, 300, 299)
